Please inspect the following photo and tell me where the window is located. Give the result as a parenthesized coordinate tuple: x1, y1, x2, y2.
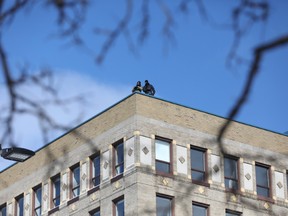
(113, 196, 124, 216)
(91, 154, 100, 187)
(15, 194, 24, 216)
(155, 138, 172, 174)
(33, 185, 42, 216)
(192, 202, 208, 216)
(90, 207, 100, 216)
(51, 174, 61, 207)
(113, 141, 124, 176)
(226, 209, 242, 216)
(224, 156, 239, 190)
(255, 163, 270, 198)
(0, 203, 6, 216)
(190, 146, 207, 183)
(71, 164, 80, 198)
(156, 195, 173, 216)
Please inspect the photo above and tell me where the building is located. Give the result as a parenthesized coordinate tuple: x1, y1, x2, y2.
(0, 93, 288, 216)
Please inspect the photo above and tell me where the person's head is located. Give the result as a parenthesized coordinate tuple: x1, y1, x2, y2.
(137, 81, 141, 86)
(145, 80, 148, 84)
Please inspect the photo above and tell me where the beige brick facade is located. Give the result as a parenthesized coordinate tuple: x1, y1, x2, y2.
(0, 93, 287, 215)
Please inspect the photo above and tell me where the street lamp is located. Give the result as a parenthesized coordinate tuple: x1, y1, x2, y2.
(0, 144, 35, 162)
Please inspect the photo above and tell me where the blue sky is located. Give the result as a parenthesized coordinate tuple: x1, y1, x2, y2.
(1, 1, 287, 170)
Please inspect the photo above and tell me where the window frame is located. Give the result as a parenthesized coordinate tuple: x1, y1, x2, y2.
(255, 163, 272, 201)
(70, 163, 81, 200)
(113, 195, 124, 216)
(89, 207, 100, 216)
(32, 184, 42, 216)
(224, 155, 240, 192)
(155, 136, 173, 176)
(90, 153, 101, 188)
(156, 193, 174, 216)
(50, 174, 61, 209)
(15, 194, 24, 216)
(225, 209, 242, 216)
(190, 146, 209, 186)
(192, 201, 209, 216)
(112, 139, 124, 178)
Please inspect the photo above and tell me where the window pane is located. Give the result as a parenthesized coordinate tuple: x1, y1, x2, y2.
(53, 176, 61, 207)
(192, 204, 207, 216)
(224, 158, 238, 179)
(34, 187, 42, 208)
(116, 143, 124, 165)
(155, 140, 170, 162)
(91, 209, 100, 216)
(256, 165, 269, 187)
(92, 156, 100, 186)
(16, 196, 24, 216)
(116, 199, 124, 216)
(226, 211, 241, 216)
(225, 179, 238, 190)
(257, 186, 269, 197)
(191, 149, 205, 171)
(156, 196, 171, 216)
(0, 205, 6, 216)
(156, 161, 170, 173)
(192, 170, 205, 182)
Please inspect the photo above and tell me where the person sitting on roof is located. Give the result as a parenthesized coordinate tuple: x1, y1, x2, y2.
(132, 81, 142, 93)
(142, 80, 155, 96)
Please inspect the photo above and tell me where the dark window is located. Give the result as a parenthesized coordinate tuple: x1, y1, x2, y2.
(192, 202, 208, 216)
(0, 203, 6, 216)
(90, 207, 100, 216)
(51, 174, 61, 207)
(226, 209, 242, 216)
(190, 147, 206, 183)
(156, 195, 173, 216)
(33, 185, 42, 216)
(71, 164, 80, 198)
(113, 141, 124, 176)
(155, 139, 172, 174)
(224, 156, 239, 190)
(91, 154, 101, 187)
(15, 194, 24, 216)
(113, 196, 124, 216)
(256, 164, 270, 198)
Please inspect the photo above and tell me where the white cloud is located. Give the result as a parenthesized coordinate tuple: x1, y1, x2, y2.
(0, 70, 130, 171)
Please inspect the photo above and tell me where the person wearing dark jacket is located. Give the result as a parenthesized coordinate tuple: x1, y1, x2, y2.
(132, 81, 142, 93)
(142, 80, 155, 96)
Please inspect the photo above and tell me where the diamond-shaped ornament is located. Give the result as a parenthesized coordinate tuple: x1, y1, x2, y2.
(142, 146, 149, 155)
(43, 194, 48, 201)
(277, 181, 283, 189)
(245, 173, 251, 180)
(103, 160, 109, 169)
(263, 202, 270, 210)
(128, 147, 133, 156)
(62, 183, 68, 191)
(213, 164, 220, 173)
(178, 156, 185, 164)
(25, 203, 30, 211)
(82, 173, 87, 180)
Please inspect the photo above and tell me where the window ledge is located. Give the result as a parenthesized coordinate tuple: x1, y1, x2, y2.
(87, 185, 100, 196)
(156, 171, 174, 178)
(111, 173, 123, 183)
(67, 196, 79, 206)
(192, 180, 210, 188)
(48, 206, 59, 215)
(257, 196, 275, 203)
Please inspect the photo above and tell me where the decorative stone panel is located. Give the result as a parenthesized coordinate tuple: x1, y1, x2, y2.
(81, 162, 88, 192)
(243, 163, 253, 191)
(43, 183, 49, 212)
(7, 202, 13, 216)
(211, 154, 221, 183)
(176, 145, 187, 175)
(140, 136, 152, 166)
(102, 150, 110, 180)
(62, 172, 68, 202)
(24, 192, 31, 216)
(275, 171, 285, 199)
(125, 137, 135, 169)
